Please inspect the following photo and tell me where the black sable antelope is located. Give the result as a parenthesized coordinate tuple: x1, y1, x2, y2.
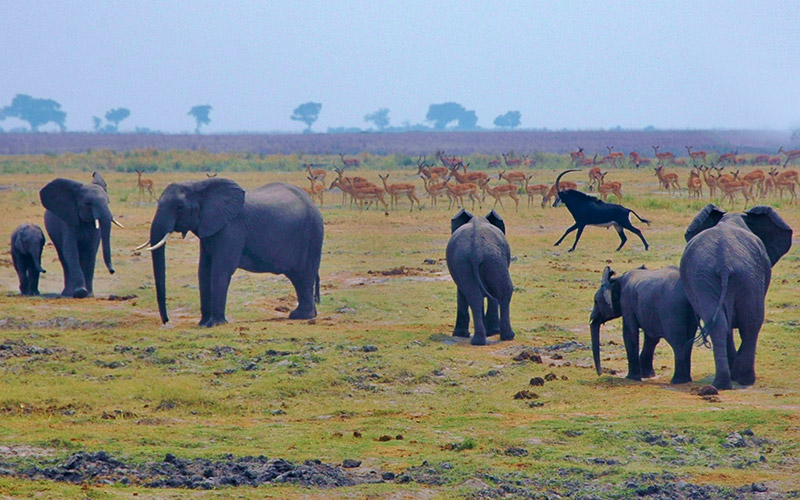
(552, 169, 650, 252)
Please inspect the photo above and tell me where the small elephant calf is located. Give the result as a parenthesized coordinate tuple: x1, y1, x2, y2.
(11, 223, 46, 296)
(590, 265, 697, 384)
(446, 209, 515, 346)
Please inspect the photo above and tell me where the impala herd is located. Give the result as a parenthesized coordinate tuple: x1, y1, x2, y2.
(290, 146, 800, 213)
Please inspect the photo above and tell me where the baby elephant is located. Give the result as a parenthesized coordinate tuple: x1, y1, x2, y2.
(11, 223, 47, 296)
(446, 209, 514, 346)
(590, 265, 697, 384)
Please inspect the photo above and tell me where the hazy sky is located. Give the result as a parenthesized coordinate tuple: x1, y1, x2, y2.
(2, 1, 798, 133)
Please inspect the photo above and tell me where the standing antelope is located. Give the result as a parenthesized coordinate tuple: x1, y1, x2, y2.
(652, 146, 675, 165)
(304, 163, 327, 182)
(136, 170, 156, 202)
(778, 146, 800, 167)
(596, 172, 623, 202)
(523, 175, 549, 208)
(378, 173, 421, 212)
(303, 176, 325, 206)
(420, 175, 447, 209)
(443, 177, 482, 210)
(487, 156, 502, 169)
(742, 169, 766, 198)
(339, 153, 360, 168)
(478, 179, 520, 212)
(654, 166, 680, 195)
(685, 146, 707, 164)
(687, 168, 703, 200)
(699, 165, 720, 198)
(569, 147, 585, 165)
(449, 163, 488, 184)
(716, 176, 754, 209)
(629, 151, 651, 168)
(502, 153, 523, 169)
(716, 151, 738, 166)
(498, 169, 527, 187)
(587, 165, 603, 191)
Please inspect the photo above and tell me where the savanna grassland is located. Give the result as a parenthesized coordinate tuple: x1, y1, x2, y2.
(0, 151, 799, 499)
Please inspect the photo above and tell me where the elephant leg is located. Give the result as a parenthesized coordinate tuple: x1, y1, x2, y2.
(466, 291, 487, 346)
(287, 271, 317, 319)
(198, 249, 212, 325)
(669, 337, 693, 384)
(484, 297, 500, 336)
(59, 232, 87, 298)
(452, 289, 471, 338)
(732, 312, 764, 386)
(203, 261, 235, 327)
(29, 268, 41, 296)
(639, 335, 659, 378)
(498, 296, 515, 341)
(78, 237, 99, 296)
(12, 252, 29, 295)
(708, 315, 733, 390)
(622, 316, 642, 380)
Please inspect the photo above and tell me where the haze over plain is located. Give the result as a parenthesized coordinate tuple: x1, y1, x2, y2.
(2, 1, 798, 133)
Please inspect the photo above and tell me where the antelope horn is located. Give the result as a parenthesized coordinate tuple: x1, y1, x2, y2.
(147, 233, 169, 251)
(554, 169, 580, 191)
(133, 240, 151, 251)
(112, 218, 125, 229)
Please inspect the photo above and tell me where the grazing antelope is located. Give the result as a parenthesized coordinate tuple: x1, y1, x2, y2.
(769, 156, 783, 166)
(443, 177, 482, 210)
(629, 151, 651, 167)
(478, 178, 520, 211)
(600, 146, 622, 168)
(339, 153, 360, 168)
(569, 146, 586, 165)
(420, 175, 447, 209)
(653, 165, 680, 195)
(687, 168, 703, 200)
(752, 154, 770, 165)
(498, 169, 527, 187)
(304, 163, 327, 182)
(587, 165, 603, 191)
(778, 146, 800, 167)
(652, 146, 675, 165)
(716, 151, 738, 166)
(685, 146, 707, 164)
(135, 170, 156, 202)
(487, 156, 502, 169)
(524, 175, 549, 208)
(378, 173, 421, 212)
(596, 172, 623, 203)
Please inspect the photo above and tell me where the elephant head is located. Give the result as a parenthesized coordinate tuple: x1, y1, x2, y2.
(685, 204, 792, 266)
(589, 266, 622, 375)
(40, 178, 118, 274)
(145, 178, 245, 324)
(13, 224, 46, 274)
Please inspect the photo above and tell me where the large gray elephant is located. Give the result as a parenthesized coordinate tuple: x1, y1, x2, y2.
(142, 179, 323, 327)
(681, 204, 792, 390)
(40, 174, 122, 298)
(590, 265, 697, 384)
(11, 223, 47, 296)
(446, 209, 514, 346)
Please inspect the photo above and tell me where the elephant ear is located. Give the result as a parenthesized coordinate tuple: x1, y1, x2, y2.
(40, 178, 83, 226)
(485, 210, 506, 234)
(743, 206, 793, 266)
(450, 209, 473, 234)
(92, 172, 108, 192)
(601, 266, 615, 284)
(684, 204, 726, 242)
(197, 178, 246, 238)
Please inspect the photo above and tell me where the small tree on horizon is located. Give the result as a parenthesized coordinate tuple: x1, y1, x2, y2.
(364, 108, 390, 131)
(426, 102, 479, 130)
(0, 94, 67, 132)
(493, 110, 522, 129)
(188, 104, 213, 134)
(104, 108, 130, 132)
(291, 102, 322, 133)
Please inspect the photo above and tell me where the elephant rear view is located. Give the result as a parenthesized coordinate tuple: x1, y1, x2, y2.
(144, 178, 323, 327)
(446, 209, 515, 346)
(11, 223, 47, 296)
(681, 204, 792, 390)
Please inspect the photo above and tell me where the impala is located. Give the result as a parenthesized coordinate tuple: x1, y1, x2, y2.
(478, 178, 520, 211)
(378, 173, 421, 212)
(304, 163, 327, 182)
(778, 146, 800, 167)
(628, 151, 651, 167)
(652, 146, 675, 165)
(135, 170, 156, 202)
(502, 153, 523, 168)
(685, 146, 707, 164)
(699, 165, 718, 198)
(569, 147, 585, 165)
(344, 178, 388, 213)
(542, 179, 578, 208)
(752, 154, 770, 165)
(587, 166, 603, 191)
(687, 168, 703, 200)
(716, 176, 754, 209)
(443, 176, 481, 210)
(420, 175, 447, 209)
(498, 169, 527, 187)
(436, 150, 462, 170)
(524, 174, 549, 208)
(339, 153, 360, 168)
(716, 151, 738, 166)
(487, 156, 502, 169)
(596, 172, 623, 202)
(449, 163, 488, 184)
(654, 166, 680, 195)
(742, 169, 766, 197)
(302, 175, 325, 206)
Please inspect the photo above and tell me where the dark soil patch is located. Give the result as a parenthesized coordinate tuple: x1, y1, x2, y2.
(0, 339, 59, 359)
(367, 266, 426, 276)
(0, 316, 112, 330)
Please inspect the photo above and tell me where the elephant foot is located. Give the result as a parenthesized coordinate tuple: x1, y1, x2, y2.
(73, 287, 89, 299)
(641, 369, 656, 379)
(625, 373, 643, 381)
(470, 334, 487, 346)
(452, 329, 470, 338)
(732, 368, 756, 386)
(670, 375, 692, 384)
(500, 329, 515, 341)
(486, 329, 501, 337)
(712, 376, 733, 391)
(199, 317, 228, 328)
(289, 306, 316, 320)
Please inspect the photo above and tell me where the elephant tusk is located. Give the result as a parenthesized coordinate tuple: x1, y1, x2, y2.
(112, 218, 125, 229)
(133, 240, 151, 251)
(95, 219, 101, 229)
(147, 234, 169, 251)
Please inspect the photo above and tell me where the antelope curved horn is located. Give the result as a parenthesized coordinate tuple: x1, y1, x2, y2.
(147, 233, 169, 251)
(554, 169, 580, 191)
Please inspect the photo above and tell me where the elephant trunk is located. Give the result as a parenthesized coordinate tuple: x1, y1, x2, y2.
(99, 217, 114, 274)
(32, 245, 46, 273)
(150, 211, 174, 324)
(590, 319, 602, 375)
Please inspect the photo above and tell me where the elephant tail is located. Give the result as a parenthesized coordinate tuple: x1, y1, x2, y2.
(314, 274, 321, 304)
(473, 259, 496, 302)
(695, 268, 730, 347)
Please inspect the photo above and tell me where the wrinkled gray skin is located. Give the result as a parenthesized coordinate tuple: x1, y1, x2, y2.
(680, 204, 792, 390)
(446, 209, 514, 346)
(590, 265, 697, 384)
(40, 174, 116, 298)
(11, 223, 47, 296)
(149, 179, 323, 327)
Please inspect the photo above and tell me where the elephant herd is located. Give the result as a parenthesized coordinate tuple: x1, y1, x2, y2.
(8, 172, 795, 391)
